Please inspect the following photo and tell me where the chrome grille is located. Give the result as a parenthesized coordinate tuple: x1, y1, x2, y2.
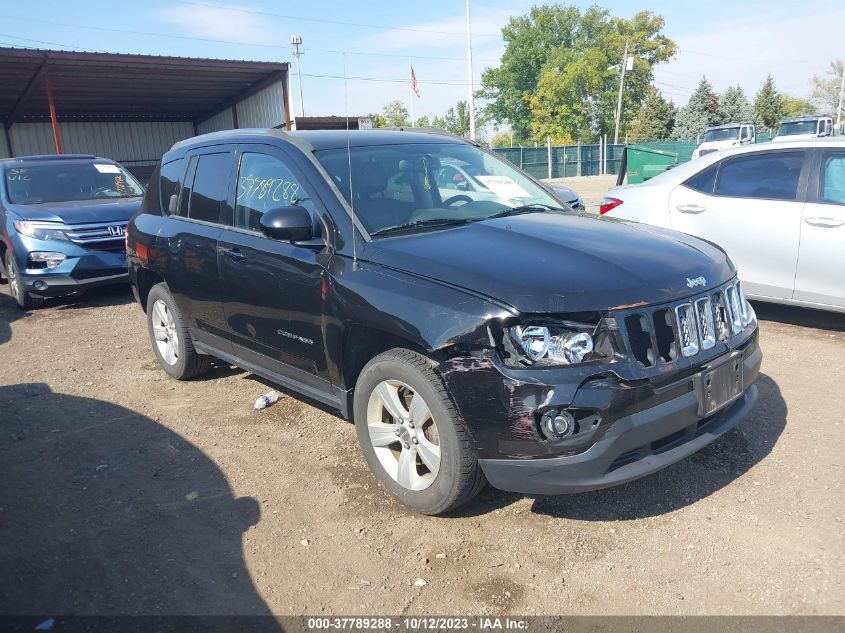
(63, 221, 127, 246)
(616, 280, 751, 368)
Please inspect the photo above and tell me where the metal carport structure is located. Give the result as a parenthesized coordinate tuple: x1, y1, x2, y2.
(0, 47, 291, 180)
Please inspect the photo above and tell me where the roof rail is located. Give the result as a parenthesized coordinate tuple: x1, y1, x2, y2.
(14, 154, 98, 161)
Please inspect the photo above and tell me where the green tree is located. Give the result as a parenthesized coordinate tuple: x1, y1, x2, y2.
(672, 76, 720, 139)
(413, 115, 431, 127)
(782, 94, 816, 118)
(628, 86, 675, 142)
(809, 60, 844, 113)
(480, 5, 676, 142)
(490, 129, 515, 147)
(381, 100, 411, 128)
(754, 74, 786, 133)
(431, 101, 486, 137)
(366, 112, 385, 128)
(718, 85, 755, 123)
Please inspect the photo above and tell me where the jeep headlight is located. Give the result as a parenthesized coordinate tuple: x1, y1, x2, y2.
(504, 318, 612, 367)
(13, 220, 69, 242)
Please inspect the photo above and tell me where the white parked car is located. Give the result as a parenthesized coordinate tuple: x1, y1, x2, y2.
(601, 138, 845, 312)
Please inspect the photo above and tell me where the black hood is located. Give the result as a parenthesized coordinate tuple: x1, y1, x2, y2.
(7, 198, 142, 224)
(363, 212, 735, 313)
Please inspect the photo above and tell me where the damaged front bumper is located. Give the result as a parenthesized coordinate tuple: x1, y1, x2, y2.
(439, 329, 761, 495)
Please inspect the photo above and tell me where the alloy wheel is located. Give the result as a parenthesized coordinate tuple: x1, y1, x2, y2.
(366, 379, 441, 491)
(151, 299, 180, 366)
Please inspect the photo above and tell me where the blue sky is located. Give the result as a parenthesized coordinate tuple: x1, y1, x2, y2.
(0, 0, 841, 127)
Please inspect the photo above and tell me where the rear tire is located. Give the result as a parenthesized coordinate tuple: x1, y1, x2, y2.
(4, 251, 44, 310)
(353, 348, 486, 515)
(146, 283, 210, 380)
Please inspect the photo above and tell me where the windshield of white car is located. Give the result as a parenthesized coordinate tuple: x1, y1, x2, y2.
(702, 128, 740, 142)
(315, 142, 563, 237)
(777, 121, 818, 136)
(4, 162, 144, 205)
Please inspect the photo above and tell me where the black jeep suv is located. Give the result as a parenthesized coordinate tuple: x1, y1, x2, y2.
(127, 129, 761, 514)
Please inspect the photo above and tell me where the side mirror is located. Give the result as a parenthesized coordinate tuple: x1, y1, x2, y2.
(259, 205, 314, 242)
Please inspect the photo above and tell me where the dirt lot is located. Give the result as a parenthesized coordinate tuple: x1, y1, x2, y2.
(1, 284, 843, 617)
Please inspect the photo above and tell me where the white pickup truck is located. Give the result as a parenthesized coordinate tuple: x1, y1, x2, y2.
(772, 115, 834, 142)
(691, 122, 756, 159)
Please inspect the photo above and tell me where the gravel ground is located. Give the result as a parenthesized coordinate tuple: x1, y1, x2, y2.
(0, 285, 843, 616)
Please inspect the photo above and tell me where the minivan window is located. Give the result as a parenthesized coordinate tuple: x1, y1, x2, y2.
(4, 161, 144, 205)
(714, 151, 804, 201)
(188, 153, 231, 223)
(821, 152, 845, 205)
(234, 153, 313, 231)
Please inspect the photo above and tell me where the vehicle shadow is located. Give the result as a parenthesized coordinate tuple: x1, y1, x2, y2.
(458, 373, 786, 521)
(752, 301, 845, 332)
(53, 284, 135, 310)
(0, 289, 28, 345)
(0, 383, 279, 623)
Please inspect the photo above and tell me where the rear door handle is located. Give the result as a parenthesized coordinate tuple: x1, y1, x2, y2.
(676, 204, 706, 214)
(219, 246, 247, 262)
(804, 216, 845, 228)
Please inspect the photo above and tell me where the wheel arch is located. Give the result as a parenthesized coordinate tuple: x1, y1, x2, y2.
(135, 267, 166, 313)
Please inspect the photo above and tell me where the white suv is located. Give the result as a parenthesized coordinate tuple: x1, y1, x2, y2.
(600, 138, 845, 313)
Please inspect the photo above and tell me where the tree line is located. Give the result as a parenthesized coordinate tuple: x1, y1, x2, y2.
(367, 4, 842, 146)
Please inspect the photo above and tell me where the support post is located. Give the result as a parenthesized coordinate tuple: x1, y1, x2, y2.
(546, 135, 552, 179)
(45, 70, 62, 154)
(576, 141, 582, 177)
(837, 61, 845, 128)
(282, 71, 292, 131)
(231, 104, 239, 129)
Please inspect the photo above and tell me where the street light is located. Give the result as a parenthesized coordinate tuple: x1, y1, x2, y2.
(290, 34, 305, 118)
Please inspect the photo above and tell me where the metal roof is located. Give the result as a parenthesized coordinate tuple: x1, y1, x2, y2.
(0, 47, 289, 124)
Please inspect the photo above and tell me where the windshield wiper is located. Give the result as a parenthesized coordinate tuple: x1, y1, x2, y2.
(370, 217, 472, 237)
(484, 203, 565, 220)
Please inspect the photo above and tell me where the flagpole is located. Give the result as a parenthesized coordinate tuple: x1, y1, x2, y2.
(408, 58, 416, 127)
(465, 0, 476, 141)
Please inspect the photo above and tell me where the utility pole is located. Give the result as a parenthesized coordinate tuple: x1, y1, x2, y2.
(613, 39, 630, 146)
(465, 0, 476, 141)
(837, 60, 845, 128)
(290, 34, 305, 118)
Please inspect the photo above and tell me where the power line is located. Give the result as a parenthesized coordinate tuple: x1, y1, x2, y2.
(178, 0, 502, 37)
(0, 14, 502, 64)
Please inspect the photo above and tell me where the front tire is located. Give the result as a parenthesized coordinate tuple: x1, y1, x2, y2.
(4, 251, 44, 310)
(146, 283, 210, 380)
(354, 348, 486, 515)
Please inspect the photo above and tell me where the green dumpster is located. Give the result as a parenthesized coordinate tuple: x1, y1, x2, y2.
(625, 145, 679, 184)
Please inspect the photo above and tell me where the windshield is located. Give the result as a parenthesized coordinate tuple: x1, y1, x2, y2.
(314, 142, 563, 237)
(702, 128, 740, 142)
(4, 162, 144, 205)
(777, 120, 818, 137)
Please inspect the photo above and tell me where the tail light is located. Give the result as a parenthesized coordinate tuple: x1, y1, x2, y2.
(599, 197, 623, 215)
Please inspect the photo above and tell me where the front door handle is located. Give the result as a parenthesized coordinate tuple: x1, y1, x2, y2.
(804, 216, 845, 228)
(219, 246, 247, 262)
(676, 204, 706, 214)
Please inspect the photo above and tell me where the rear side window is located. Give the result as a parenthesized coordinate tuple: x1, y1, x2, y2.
(159, 158, 185, 214)
(188, 153, 231, 223)
(821, 151, 845, 205)
(714, 151, 804, 201)
(684, 163, 718, 194)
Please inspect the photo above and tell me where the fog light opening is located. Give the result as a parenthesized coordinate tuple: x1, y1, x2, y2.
(539, 409, 576, 440)
(33, 280, 47, 290)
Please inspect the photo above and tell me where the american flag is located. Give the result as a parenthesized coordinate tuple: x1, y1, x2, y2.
(410, 65, 421, 98)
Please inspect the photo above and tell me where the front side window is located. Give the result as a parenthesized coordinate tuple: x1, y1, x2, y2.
(233, 153, 313, 231)
(714, 151, 804, 201)
(187, 153, 231, 223)
(4, 161, 144, 205)
(821, 152, 845, 205)
(315, 142, 563, 237)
